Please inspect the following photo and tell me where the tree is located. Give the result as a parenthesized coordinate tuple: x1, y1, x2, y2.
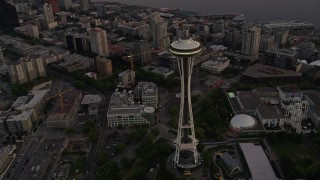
(65, 128, 75, 136)
(121, 157, 130, 168)
(202, 150, 212, 167)
(151, 128, 160, 137)
(195, 127, 205, 140)
(115, 143, 126, 154)
(89, 129, 98, 143)
(73, 157, 86, 173)
(11, 84, 28, 95)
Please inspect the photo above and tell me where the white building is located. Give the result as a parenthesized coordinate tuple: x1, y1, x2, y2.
(6, 89, 49, 133)
(88, 28, 109, 57)
(201, 57, 230, 74)
(107, 90, 155, 127)
(135, 82, 158, 109)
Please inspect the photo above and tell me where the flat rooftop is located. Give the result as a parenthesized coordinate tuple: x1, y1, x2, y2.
(277, 85, 300, 93)
(242, 63, 302, 78)
(266, 48, 297, 57)
(257, 105, 284, 119)
(81, 94, 101, 105)
(239, 143, 278, 180)
(237, 91, 263, 111)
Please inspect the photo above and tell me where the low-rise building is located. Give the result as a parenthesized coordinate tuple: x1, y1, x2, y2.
(117, 70, 135, 88)
(2, 90, 49, 133)
(57, 54, 94, 72)
(277, 85, 302, 102)
(135, 82, 158, 109)
(142, 64, 174, 78)
(107, 90, 155, 127)
(201, 57, 230, 74)
(242, 63, 302, 82)
(265, 48, 298, 69)
(239, 143, 278, 180)
(256, 105, 284, 128)
(81, 94, 101, 115)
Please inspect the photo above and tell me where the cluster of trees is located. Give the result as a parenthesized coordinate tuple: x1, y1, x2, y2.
(131, 138, 173, 180)
(194, 88, 232, 140)
(268, 132, 320, 179)
(95, 152, 120, 180)
(230, 76, 316, 91)
(128, 128, 148, 143)
(82, 121, 98, 143)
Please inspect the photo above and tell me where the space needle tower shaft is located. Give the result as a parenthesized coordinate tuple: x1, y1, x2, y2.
(169, 37, 202, 168)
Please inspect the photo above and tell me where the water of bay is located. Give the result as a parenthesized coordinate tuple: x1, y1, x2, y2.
(114, 0, 320, 27)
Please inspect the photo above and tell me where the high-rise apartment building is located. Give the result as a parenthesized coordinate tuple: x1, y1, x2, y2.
(88, 28, 109, 57)
(150, 13, 170, 49)
(134, 41, 151, 65)
(241, 26, 261, 61)
(96, 56, 112, 76)
(8, 57, 46, 84)
(80, 0, 89, 11)
(43, 3, 54, 24)
(25, 24, 39, 38)
(224, 28, 241, 48)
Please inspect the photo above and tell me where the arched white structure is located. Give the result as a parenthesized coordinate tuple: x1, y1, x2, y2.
(285, 97, 309, 133)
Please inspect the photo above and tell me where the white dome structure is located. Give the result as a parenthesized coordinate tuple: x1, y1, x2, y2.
(230, 114, 257, 131)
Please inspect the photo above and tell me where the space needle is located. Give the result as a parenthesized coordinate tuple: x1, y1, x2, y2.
(169, 36, 202, 170)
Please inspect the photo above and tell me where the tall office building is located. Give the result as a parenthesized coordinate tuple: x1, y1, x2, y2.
(241, 26, 261, 60)
(88, 28, 109, 57)
(43, 3, 54, 24)
(43, 0, 60, 13)
(80, 0, 89, 11)
(150, 13, 170, 49)
(169, 37, 202, 170)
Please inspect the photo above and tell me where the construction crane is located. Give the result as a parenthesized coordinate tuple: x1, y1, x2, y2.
(122, 51, 151, 87)
(47, 88, 72, 110)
